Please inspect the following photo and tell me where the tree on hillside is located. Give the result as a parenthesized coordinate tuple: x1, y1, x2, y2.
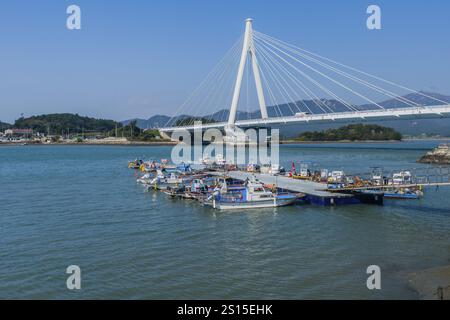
(13, 113, 121, 135)
(296, 124, 402, 141)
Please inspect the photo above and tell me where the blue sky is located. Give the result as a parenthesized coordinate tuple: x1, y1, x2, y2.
(1, 0, 449, 123)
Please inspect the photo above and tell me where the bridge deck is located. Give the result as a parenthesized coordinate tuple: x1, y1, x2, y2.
(160, 105, 450, 132)
(208, 171, 352, 198)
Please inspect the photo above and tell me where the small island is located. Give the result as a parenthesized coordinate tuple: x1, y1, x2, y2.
(418, 144, 450, 164)
(293, 123, 402, 142)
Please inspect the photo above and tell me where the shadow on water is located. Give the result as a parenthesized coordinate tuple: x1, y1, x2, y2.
(385, 202, 450, 217)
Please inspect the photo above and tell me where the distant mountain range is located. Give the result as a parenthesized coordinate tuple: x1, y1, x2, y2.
(122, 92, 450, 137)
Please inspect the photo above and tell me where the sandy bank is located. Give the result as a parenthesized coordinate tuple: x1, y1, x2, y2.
(408, 265, 450, 300)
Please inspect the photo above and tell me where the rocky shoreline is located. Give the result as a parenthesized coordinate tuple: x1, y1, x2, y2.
(0, 139, 177, 146)
(408, 265, 450, 300)
(418, 144, 450, 164)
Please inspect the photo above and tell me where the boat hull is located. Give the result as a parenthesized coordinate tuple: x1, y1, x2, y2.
(384, 193, 420, 199)
(205, 197, 296, 210)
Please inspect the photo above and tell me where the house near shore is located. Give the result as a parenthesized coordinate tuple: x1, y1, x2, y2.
(3, 128, 34, 140)
(5, 128, 33, 136)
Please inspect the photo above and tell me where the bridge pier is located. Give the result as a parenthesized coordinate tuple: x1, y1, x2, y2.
(159, 124, 272, 145)
(158, 130, 173, 141)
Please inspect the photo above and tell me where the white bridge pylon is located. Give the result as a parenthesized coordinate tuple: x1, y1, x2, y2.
(228, 18, 268, 125)
(161, 19, 450, 134)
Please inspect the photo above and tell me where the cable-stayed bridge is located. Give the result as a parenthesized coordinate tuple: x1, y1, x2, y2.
(160, 19, 450, 137)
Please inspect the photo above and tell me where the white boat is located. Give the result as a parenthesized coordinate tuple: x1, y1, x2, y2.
(149, 170, 184, 190)
(270, 164, 281, 175)
(199, 156, 214, 165)
(215, 154, 226, 165)
(246, 163, 260, 172)
(299, 168, 310, 178)
(260, 163, 282, 175)
(260, 164, 271, 174)
(295, 111, 311, 117)
(384, 187, 423, 199)
(137, 173, 152, 184)
(391, 171, 412, 185)
(204, 180, 297, 210)
(371, 167, 384, 186)
(328, 170, 345, 183)
(319, 169, 329, 182)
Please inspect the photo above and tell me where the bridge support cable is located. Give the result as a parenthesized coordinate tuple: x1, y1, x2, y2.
(258, 42, 338, 114)
(186, 37, 243, 126)
(254, 34, 387, 111)
(262, 43, 334, 114)
(254, 31, 420, 109)
(256, 43, 314, 115)
(255, 44, 298, 116)
(213, 48, 245, 124)
(185, 48, 238, 126)
(256, 41, 335, 115)
(160, 19, 450, 133)
(254, 30, 449, 107)
(254, 37, 359, 113)
(200, 44, 244, 125)
(164, 35, 243, 127)
(256, 53, 284, 118)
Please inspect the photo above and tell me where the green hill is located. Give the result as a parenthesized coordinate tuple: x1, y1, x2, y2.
(14, 113, 121, 135)
(110, 120, 162, 141)
(295, 124, 402, 141)
(0, 121, 12, 130)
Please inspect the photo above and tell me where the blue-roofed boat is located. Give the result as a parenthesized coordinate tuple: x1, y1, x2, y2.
(203, 180, 297, 210)
(383, 187, 423, 199)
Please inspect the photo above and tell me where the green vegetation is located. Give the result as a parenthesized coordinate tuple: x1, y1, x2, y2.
(14, 113, 120, 135)
(110, 120, 163, 141)
(0, 121, 11, 130)
(295, 124, 402, 141)
(175, 117, 217, 126)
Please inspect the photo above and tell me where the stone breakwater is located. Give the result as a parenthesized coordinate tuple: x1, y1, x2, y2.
(418, 144, 450, 164)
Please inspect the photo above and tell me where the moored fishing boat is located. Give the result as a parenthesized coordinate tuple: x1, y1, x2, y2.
(260, 163, 283, 175)
(137, 173, 153, 184)
(215, 154, 226, 166)
(128, 159, 143, 169)
(246, 163, 260, 172)
(185, 177, 216, 200)
(390, 171, 413, 185)
(164, 184, 187, 197)
(148, 170, 186, 190)
(383, 187, 423, 199)
(203, 180, 297, 210)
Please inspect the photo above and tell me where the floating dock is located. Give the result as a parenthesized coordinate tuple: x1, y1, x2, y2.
(208, 171, 362, 206)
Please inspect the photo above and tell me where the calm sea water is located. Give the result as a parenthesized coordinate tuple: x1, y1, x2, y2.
(1, 141, 450, 299)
